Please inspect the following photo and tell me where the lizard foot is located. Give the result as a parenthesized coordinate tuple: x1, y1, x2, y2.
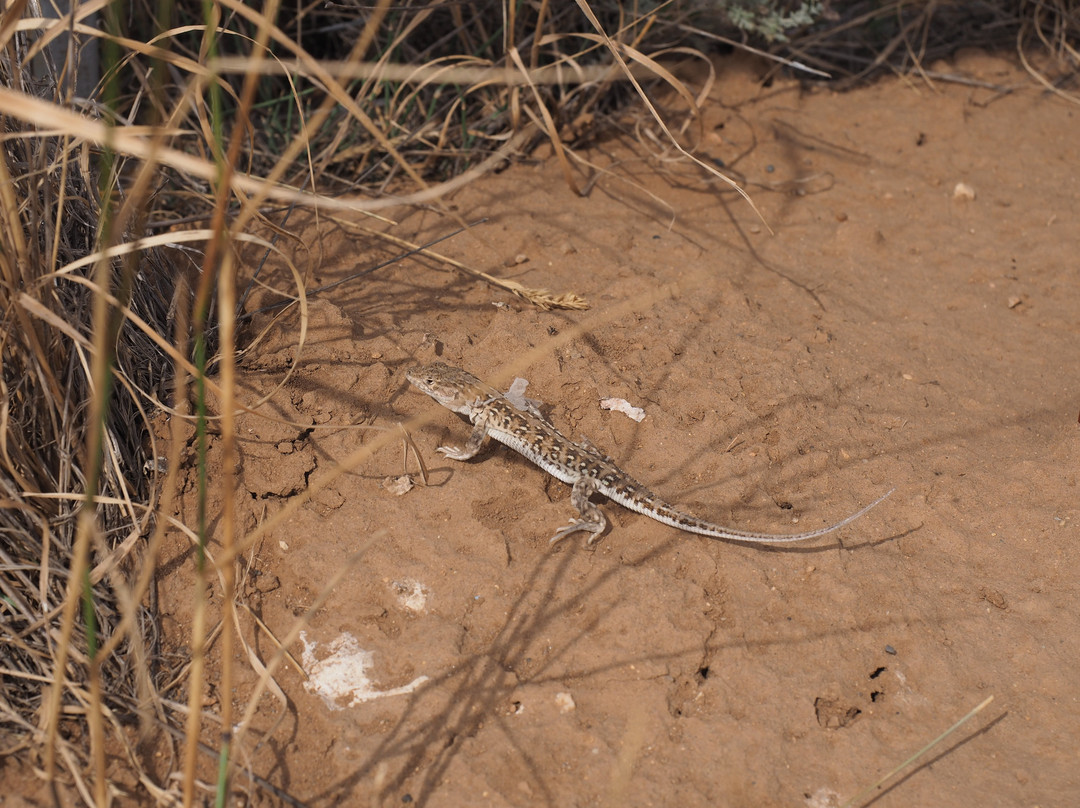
(549, 518, 606, 546)
(437, 445, 473, 461)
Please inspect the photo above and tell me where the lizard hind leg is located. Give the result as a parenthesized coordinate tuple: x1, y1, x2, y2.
(549, 476, 608, 546)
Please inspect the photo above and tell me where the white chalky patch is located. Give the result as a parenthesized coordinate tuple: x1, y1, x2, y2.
(599, 397, 646, 422)
(300, 631, 428, 710)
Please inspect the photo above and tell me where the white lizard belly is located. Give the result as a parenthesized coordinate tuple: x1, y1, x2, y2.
(485, 427, 580, 485)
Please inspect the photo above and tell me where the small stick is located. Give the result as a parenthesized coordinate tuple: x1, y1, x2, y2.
(840, 695, 995, 808)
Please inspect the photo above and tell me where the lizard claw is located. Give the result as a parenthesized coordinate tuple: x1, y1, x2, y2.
(549, 520, 583, 545)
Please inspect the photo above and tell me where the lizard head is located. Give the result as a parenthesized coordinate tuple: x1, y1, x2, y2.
(406, 362, 485, 415)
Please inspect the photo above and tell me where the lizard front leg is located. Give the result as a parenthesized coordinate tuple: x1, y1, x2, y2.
(549, 475, 608, 546)
(437, 417, 490, 461)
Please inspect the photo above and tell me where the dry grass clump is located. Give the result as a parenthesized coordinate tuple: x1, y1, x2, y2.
(0, 26, 195, 808)
(193, 0, 1080, 196)
(782, 0, 1079, 91)
(190, 0, 712, 187)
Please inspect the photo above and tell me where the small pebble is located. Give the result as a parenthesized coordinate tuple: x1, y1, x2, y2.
(885, 645, 897, 655)
(953, 181, 975, 201)
(382, 475, 414, 496)
(555, 692, 576, 713)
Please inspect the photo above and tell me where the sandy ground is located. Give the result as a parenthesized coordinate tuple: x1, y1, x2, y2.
(16, 49, 1077, 807)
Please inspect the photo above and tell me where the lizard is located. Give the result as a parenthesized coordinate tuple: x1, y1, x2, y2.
(406, 361, 892, 546)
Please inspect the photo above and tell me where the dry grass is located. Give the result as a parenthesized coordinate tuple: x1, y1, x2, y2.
(783, 0, 1079, 92)
(0, 0, 1075, 805)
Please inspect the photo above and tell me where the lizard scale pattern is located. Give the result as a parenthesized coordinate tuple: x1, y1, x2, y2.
(407, 361, 891, 546)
